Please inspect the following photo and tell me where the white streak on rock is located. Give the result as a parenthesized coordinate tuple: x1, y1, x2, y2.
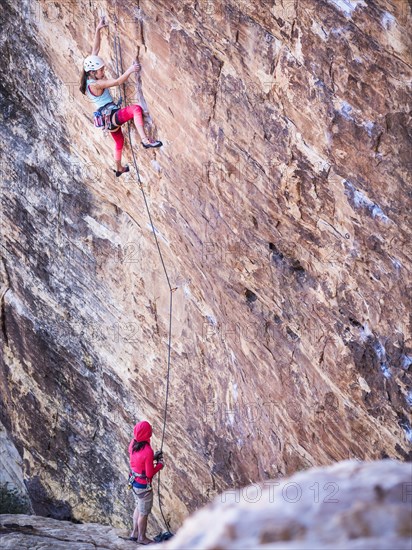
(401, 355, 412, 370)
(402, 425, 412, 443)
(145, 223, 170, 245)
(327, 0, 366, 18)
(358, 376, 371, 393)
(344, 181, 390, 223)
(83, 215, 121, 245)
(382, 12, 395, 30)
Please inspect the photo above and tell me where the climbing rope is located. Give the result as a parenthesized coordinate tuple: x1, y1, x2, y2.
(113, 17, 173, 535)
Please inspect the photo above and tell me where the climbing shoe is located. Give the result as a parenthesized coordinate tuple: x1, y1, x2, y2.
(112, 165, 130, 177)
(142, 139, 163, 149)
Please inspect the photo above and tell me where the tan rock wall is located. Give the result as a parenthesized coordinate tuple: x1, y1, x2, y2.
(0, 0, 411, 531)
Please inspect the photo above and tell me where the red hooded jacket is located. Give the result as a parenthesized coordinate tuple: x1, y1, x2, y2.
(128, 421, 163, 485)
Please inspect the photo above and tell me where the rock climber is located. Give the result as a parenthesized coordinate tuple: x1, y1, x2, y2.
(128, 420, 164, 544)
(79, 17, 162, 177)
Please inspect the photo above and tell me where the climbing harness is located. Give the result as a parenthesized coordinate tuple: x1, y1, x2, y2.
(127, 469, 149, 489)
(128, 451, 163, 490)
(113, 17, 174, 537)
(128, 470, 153, 496)
(93, 100, 122, 133)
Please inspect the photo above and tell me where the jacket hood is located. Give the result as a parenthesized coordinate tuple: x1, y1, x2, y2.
(133, 421, 152, 442)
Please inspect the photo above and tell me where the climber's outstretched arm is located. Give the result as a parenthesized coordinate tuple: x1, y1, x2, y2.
(92, 16, 108, 55)
(92, 63, 141, 92)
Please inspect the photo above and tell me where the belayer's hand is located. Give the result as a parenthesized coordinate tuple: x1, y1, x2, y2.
(154, 450, 163, 461)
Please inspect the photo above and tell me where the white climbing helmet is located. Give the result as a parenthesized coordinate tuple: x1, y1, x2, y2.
(83, 55, 105, 72)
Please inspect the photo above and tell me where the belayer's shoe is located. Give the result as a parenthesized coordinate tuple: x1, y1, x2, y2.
(112, 165, 130, 177)
(142, 139, 163, 149)
(154, 532, 174, 543)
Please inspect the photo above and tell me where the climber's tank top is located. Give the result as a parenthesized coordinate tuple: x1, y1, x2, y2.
(86, 78, 114, 110)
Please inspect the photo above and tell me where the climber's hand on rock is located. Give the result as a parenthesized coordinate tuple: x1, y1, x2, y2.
(132, 62, 141, 73)
(127, 63, 140, 75)
(97, 16, 108, 30)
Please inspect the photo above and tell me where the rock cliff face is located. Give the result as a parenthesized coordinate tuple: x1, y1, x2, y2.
(0, 0, 411, 532)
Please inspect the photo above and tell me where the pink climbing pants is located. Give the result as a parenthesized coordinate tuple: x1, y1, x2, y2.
(110, 104, 144, 161)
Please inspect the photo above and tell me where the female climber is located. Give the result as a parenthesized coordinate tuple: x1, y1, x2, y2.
(128, 420, 164, 544)
(79, 17, 162, 177)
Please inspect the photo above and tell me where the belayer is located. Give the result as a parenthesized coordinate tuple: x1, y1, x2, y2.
(79, 17, 162, 177)
(128, 420, 164, 544)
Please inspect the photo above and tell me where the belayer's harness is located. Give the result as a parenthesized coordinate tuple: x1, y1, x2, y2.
(93, 99, 122, 133)
(128, 469, 152, 491)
